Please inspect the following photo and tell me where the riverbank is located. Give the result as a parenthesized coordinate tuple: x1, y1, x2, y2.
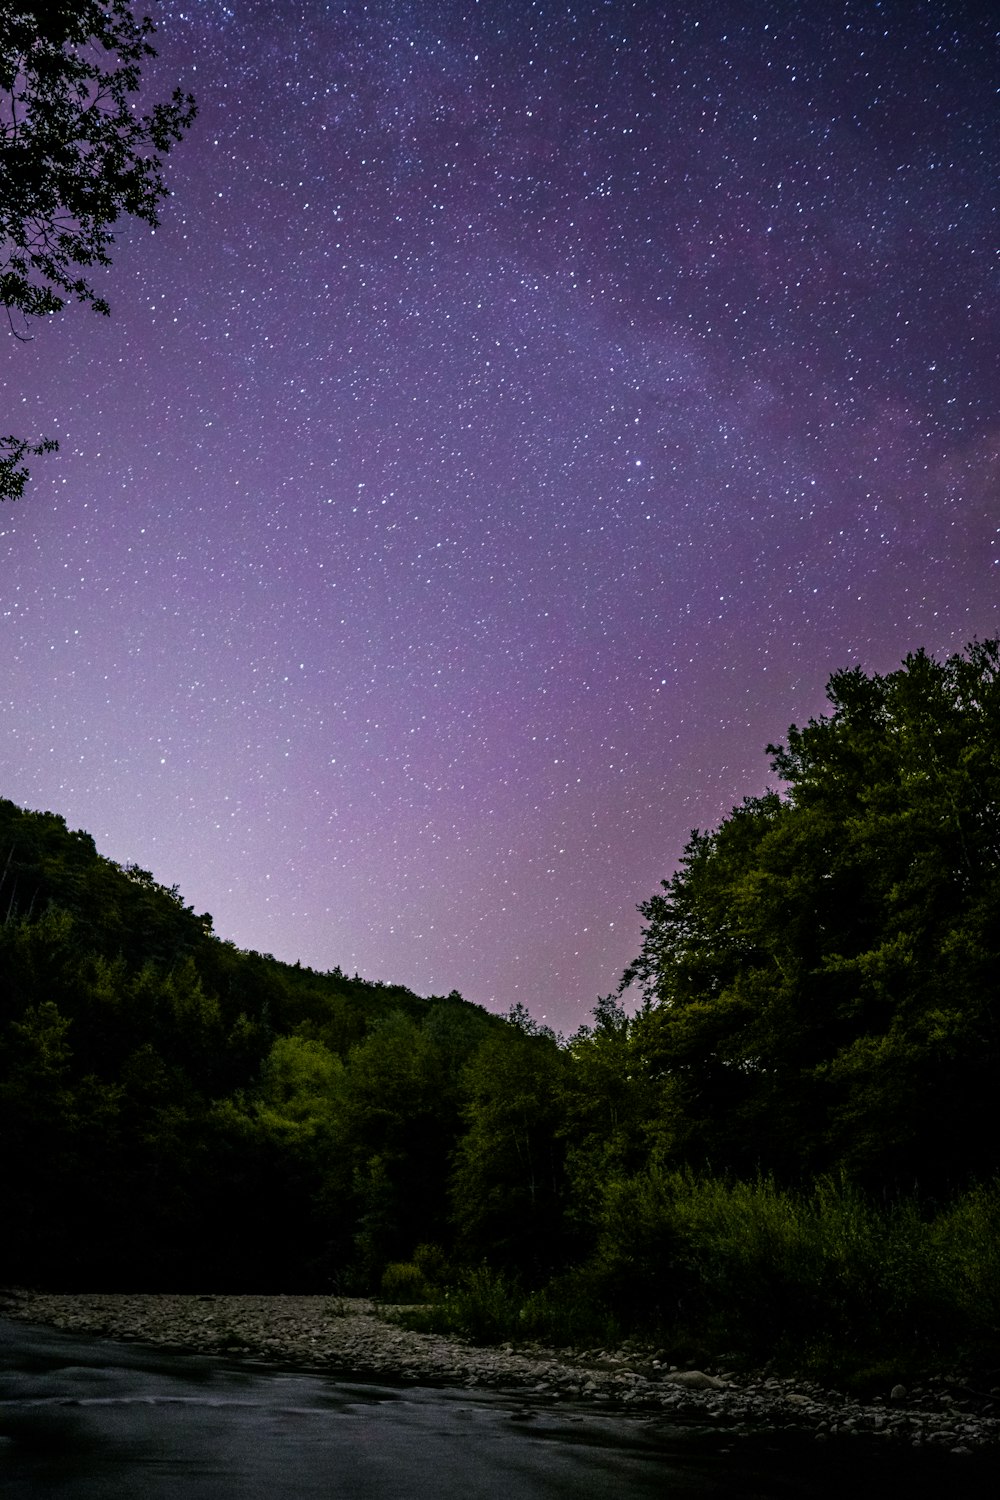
(3, 1289, 997, 1453)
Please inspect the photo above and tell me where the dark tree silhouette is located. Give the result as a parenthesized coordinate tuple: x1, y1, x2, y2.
(1, 1, 195, 497)
(621, 639, 1000, 1190)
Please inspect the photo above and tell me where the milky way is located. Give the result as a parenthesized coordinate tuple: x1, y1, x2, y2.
(2, 1, 997, 1030)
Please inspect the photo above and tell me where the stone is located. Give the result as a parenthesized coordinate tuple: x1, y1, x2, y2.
(5, 1291, 1000, 1455)
(662, 1370, 727, 1392)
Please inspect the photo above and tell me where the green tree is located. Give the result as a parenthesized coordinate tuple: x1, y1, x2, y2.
(622, 641, 1000, 1191)
(337, 1012, 457, 1282)
(561, 994, 661, 1250)
(0, 999, 122, 1280)
(253, 1033, 344, 1141)
(451, 1014, 570, 1277)
(0, 793, 515, 1287)
(1, 1, 195, 497)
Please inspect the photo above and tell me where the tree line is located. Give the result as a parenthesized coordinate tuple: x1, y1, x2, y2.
(2, 639, 998, 1376)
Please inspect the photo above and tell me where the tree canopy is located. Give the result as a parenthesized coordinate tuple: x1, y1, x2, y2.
(621, 639, 1000, 1189)
(1, 1, 195, 497)
(1, 642, 998, 1376)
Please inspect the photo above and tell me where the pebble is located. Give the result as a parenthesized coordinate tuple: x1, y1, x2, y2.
(3, 1290, 997, 1454)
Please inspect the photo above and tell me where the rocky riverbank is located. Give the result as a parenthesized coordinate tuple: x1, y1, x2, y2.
(3, 1290, 997, 1454)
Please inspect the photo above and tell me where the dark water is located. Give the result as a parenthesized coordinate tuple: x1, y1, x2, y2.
(0, 1319, 994, 1498)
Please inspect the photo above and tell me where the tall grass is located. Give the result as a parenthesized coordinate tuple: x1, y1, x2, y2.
(929, 1182, 1000, 1339)
(391, 1173, 1000, 1379)
(390, 1263, 620, 1347)
(587, 1168, 1000, 1374)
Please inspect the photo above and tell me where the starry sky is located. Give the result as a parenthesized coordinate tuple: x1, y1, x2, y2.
(2, 0, 997, 1032)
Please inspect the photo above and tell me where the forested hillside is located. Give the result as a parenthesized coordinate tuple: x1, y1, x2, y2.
(0, 798, 502, 1287)
(2, 640, 998, 1378)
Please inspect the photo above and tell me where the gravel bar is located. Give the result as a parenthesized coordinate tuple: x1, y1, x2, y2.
(3, 1289, 997, 1454)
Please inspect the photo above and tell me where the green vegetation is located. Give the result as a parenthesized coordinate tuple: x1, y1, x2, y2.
(0, 796, 500, 1288)
(620, 639, 1000, 1189)
(390, 1264, 623, 1349)
(394, 1174, 1000, 1381)
(2, 640, 998, 1381)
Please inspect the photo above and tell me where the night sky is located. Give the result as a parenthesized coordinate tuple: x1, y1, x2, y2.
(3, 1, 997, 1032)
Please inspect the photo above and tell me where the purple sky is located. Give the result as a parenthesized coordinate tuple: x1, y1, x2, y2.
(3, 1, 997, 1032)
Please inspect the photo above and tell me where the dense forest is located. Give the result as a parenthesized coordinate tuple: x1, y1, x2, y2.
(2, 640, 998, 1379)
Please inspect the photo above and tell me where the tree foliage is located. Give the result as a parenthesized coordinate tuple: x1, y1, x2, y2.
(1, 641, 997, 1376)
(0, 431, 56, 498)
(0, 794, 500, 1286)
(1, 1, 195, 496)
(451, 1020, 569, 1276)
(621, 640, 1000, 1189)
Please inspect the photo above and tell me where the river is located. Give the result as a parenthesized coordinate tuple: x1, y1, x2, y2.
(1, 1318, 994, 1497)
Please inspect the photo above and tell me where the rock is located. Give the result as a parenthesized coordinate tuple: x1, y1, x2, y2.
(4, 1291, 999, 1455)
(661, 1370, 727, 1392)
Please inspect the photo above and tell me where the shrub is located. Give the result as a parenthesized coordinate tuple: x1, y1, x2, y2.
(929, 1182, 1000, 1347)
(392, 1263, 620, 1347)
(395, 1171, 1000, 1378)
(586, 1168, 985, 1374)
(380, 1261, 431, 1303)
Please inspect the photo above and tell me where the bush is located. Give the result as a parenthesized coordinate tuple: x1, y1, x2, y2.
(380, 1261, 432, 1303)
(412, 1241, 451, 1287)
(392, 1263, 620, 1347)
(585, 1168, 994, 1376)
(394, 1172, 1000, 1378)
(929, 1182, 1000, 1350)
